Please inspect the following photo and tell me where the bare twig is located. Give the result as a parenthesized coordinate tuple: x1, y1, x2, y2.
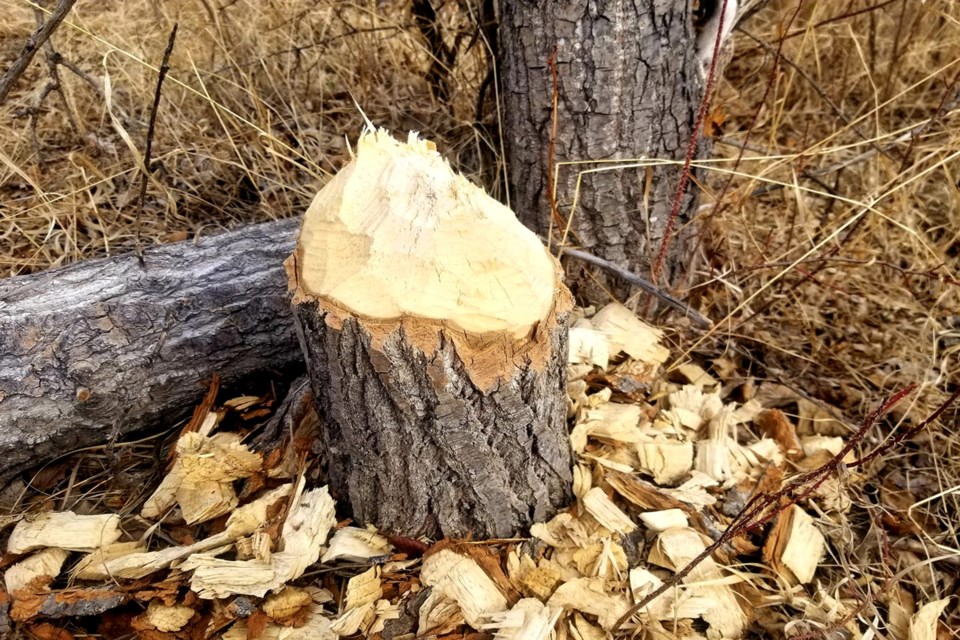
(135, 24, 179, 264)
(560, 247, 712, 328)
(0, 0, 78, 105)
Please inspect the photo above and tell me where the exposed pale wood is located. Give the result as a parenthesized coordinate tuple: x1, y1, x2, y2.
(909, 598, 950, 640)
(4, 548, 69, 595)
(420, 548, 509, 629)
(0, 217, 303, 482)
(7, 512, 121, 553)
(320, 527, 392, 563)
(186, 481, 336, 598)
(290, 129, 574, 538)
(140, 601, 196, 633)
(141, 431, 262, 524)
(762, 504, 826, 585)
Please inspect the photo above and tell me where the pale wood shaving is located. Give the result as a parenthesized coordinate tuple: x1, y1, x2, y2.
(320, 526, 392, 563)
(637, 439, 693, 485)
(581, 487, 636, 534)
(187, 482, 336, 598)
(763, 505, 826, 585)
(418, 589, 466, 636)
(142, 601, 196, 632)
(591, 302, 669, 365)
(675, 362, 717, 388)
(646, 527, 747, 638)
(908, 598, 949, 640)
(74, 484, 293, 581)
(4, 547, 69, 594)
(637, 509, 688, 532)
(481, 598, 562, 640)
(567, 612, 609, 640)
(662, 471, 718, 506)
(7, 512, 122, 553)
(569, 327, 610, 370)
(224, 602, 337, 640)
(263, 586, 312, 619)
(420, 548, 508, 628)
(547, 576, 629, 631)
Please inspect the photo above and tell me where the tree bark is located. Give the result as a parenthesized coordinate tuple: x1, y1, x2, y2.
(291, 294, 573, 539)
(499, 0, 704, 300)
(0, 218, 303, 482)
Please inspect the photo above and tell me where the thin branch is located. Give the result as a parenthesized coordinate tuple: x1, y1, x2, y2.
(560, 247, 712, 328)
(135, 24, 178, 264)
(0, 0, 78, 105)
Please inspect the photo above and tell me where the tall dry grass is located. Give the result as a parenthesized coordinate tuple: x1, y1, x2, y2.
(0, 0, 492, 273)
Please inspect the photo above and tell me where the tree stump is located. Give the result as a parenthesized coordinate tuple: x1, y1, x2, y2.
(287, 130, 574, 539)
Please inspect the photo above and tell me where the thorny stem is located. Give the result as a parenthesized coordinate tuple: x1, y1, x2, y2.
(614, 384, 960, 632)
(649, 0, 730, 287)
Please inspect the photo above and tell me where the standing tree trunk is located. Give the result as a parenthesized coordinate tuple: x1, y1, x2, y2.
(288, 129, 574, 539)
(499, 0, 705, 301)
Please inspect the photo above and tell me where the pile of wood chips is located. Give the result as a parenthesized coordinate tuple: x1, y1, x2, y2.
(0, 303, 950, 639)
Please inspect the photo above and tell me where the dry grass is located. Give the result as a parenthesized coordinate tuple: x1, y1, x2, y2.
(2, 0, 960, 635)
(692, 0, 960, 630)
(0, 0, 494, 274)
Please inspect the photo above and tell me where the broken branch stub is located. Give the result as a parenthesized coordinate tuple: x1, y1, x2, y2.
(288, 129, 574, 539)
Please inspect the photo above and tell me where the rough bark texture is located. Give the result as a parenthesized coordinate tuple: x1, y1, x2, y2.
(0, 218, 303, 482)
(500, 0, 704, 299)
(291, 296, 574, 539)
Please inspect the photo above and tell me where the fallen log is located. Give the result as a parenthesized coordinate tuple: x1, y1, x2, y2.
(0, 217, 303, 482)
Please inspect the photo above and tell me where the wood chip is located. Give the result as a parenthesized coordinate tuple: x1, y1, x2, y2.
(4, 548, 69, 595)
(638, 509, 688, 532)
(188, 483, 336, 598)
(223, 602, 336, 640)
(420, 548, 508, 628)
(480, 598, 562, 640)
(142, 432, 262, 523)
(754, 409, 803, 459)
(320, 527, 392, 563)
(569, 327, 610, 370)
(675, 362, 717, 388)
(263, 586, 312, 621)
(140, 601, 196, 632)
(762, 504, 826, 585)
(637, 440, 693, 485)
(72, 541, 146, 580)
(418, 589, 465, 636)
(580, 487, 636, 534)
(546, 576, 629, 631)
(908, 598, 950, 640)
(7, 512, 121, 554)
(646, 527, 747, 638)
(591, 302, 670, 365)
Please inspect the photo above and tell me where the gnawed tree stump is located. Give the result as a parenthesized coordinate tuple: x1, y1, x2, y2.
(288, 130, 574, 538)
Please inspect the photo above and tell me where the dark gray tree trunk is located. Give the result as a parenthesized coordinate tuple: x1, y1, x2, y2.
(291, 294, 574, 540)
(499, 0, 704, 300)
(0, 218, 303, 483)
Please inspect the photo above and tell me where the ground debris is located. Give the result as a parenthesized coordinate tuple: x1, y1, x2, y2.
(1, 303, 944, 639)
